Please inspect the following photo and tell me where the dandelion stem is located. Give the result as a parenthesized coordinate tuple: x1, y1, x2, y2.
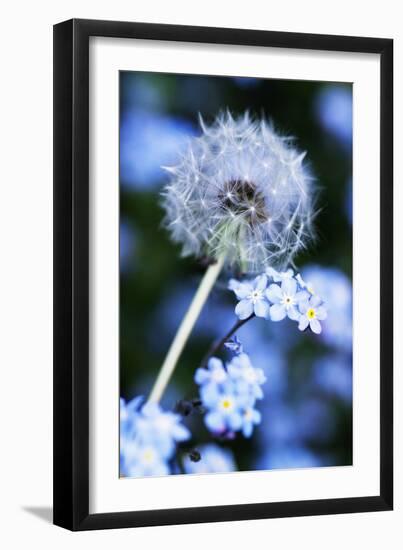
(148, 256, 225, 403)
(200, 313, 255, 367)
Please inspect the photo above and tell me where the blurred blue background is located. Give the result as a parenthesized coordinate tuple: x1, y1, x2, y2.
(120, 71, 352, 472)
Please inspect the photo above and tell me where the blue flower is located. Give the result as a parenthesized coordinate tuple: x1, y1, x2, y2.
(298, 295, 327, 334)
(227, 353, 266, 401)
(120, 397, 190, 478)
(266, 277, 308, 322)
(120, 396, 143, 438)
(195, 353, 265, 438)
(195, 357, 227, 387)
(229, 268, 328, 334)
(121, 440, 171, 478)
(136, 402, 191, 458)
(240, 405, 262, 438)
(301, 266, 352, 351)
(183, 444, 237, 474)
(204, 392, 244, 434)
(229, 274, 270, 320)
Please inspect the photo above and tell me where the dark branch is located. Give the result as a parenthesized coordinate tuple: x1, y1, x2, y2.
(200, 313, 255, 367)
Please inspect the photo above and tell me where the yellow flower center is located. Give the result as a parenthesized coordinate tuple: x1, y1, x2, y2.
(307, 307, 316, 319)
(142, 449, 154, 463)
(221, 397, 233, 411)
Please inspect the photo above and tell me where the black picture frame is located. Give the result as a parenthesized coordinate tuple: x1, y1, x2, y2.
(53, 18, 393, 531)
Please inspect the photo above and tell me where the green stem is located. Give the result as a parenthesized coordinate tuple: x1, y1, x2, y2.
(148, 256, 225, 403)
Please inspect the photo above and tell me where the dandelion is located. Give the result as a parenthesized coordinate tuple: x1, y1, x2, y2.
(149, 111, 315, 404)
(162, 110, 315, 272)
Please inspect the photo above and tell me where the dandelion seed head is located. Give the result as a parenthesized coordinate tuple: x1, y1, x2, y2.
(161, 110, 316, 273)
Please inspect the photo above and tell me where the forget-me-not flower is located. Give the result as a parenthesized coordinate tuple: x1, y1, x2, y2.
(195, 357, 227, 387)
(298, 295, 327, 334)
(266, 277, 308, 322)
(227, 353, 266, 401)
(205, 392, 244, 434)
(229, 274, 270, 320)
(120, 397, 190, 478)
(196, 351, 265, 438)
(301, 266, 351, 351)
(121, 439, 171, 478)
(240, 405, 262, 438)
(135, 402, 191, 458)
(120, 396, 143, 438)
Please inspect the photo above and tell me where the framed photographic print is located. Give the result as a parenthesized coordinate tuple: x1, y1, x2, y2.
(53, 19, 393, 530)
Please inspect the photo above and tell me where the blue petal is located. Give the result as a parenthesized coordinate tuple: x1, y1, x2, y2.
(298, 316, 309, 331)
(254, 274, 268, 292)
(270, 303, 287, 321)
(195, 368, 209, 384)
(252, 409, 262, 424)
(200, 383, 220, 408)
(208, 357, 225, 371)
(205, 411, 225, 433)
(228, 411, 243, 431)
(254, 299, 270, 319)
(295, 290, 310, 303)
(242, 422, 253, 438)
(281, 277, 297, 296)
(235, 299, 254, 320)
(266, 284, 283, 304)
(233, 281, 253, 300)
(316, 306, 327, 320)
(173, 424, 191, 442)
(310, 318, 322, 334)
(287, 305, 300, 321)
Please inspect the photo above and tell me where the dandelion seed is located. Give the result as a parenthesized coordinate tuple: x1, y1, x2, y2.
(161, 110, 316, 273)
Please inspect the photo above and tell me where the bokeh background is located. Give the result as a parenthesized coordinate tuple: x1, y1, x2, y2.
(120, 71, 352, 473)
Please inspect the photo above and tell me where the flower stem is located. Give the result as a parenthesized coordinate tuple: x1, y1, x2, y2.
(199, 313, 255, 368)
(148, 256, 225, 403)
